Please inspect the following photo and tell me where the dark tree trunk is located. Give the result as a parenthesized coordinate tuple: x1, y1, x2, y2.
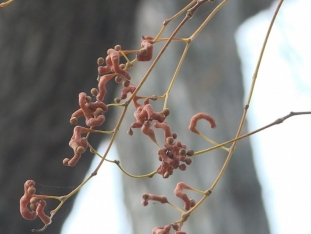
(0, 1, 138, 233)
(115, 0, 273, 233)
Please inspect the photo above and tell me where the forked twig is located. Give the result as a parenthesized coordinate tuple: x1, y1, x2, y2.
(207, 0, 285, 192)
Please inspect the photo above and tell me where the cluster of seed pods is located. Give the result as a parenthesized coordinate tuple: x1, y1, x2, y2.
(142, 182, 197, 234)
(19, 33, 217, 233)
(20, 180, 51, 232)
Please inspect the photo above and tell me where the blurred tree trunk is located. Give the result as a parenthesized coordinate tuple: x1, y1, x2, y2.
(115, 0, 273, 233)
(0, 1, 138, 233)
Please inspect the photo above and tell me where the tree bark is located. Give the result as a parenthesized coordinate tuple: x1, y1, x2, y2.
(0, 1, 138, 233)
(115, 0, 273, 233)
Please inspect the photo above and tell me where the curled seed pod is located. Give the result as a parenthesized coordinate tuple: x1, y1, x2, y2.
(127, 128, 133, 136)
(172, 132, 177, 139)
(179, 148, 186, 156)
(20, 196, 37, 220)
(97, 57, 104, 65)
(185, 158, 192, 165)
(151, 95, 157, 101)
(166, 136, 174, 145)
(36, 200, 51, 225)
(70, 117, 78, 125)
(115, 74, 123, 83)
(162, 108, 170, 117)
(189, 112, 216, 134)
(141, 193, 149, 206)
(186, 149, 194, 156)
(27, 187, 36, 195)
(179, 164, 187, 171)
(114, 44, 121, 51)
(91, 88, 98, 96)
(98, 65, 110, 75)
(62, 158, 70, 166)
(122, 79, 130, 87)
(142, 200, 148, 206)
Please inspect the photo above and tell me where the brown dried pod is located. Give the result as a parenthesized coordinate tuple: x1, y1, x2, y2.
(115, 74, 123, 83)
(190, 199, 196, 207)
(27, 187, 36, 196)
(186, 149, 194, 156)
(70, 117, 78, 125)
(91, 88, 98, 96)
(62, 158, 70, 166)
(119, 63, 126, 69)
(97, 57, 104, 65)
(114, 98, 121, 103)
(166, 136, 174, 145)
(172, 132, 177, 139)
(162, 108, 170, 117)
(114, 44, 121, 51)
(185, 158, 192, 165)
(30, 197, 37, 204)
(85, 95, 91, 103)
(179, 148, 186, 156)
(76, 146, 86, 154)
(29, 203, 37, 211)
(127, 128, 133, 136)
(122, 79, 130, 87)
(179, 164, 187, 171)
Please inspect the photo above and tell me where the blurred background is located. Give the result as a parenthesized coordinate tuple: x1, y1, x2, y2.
(0, 0, 309, 233)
